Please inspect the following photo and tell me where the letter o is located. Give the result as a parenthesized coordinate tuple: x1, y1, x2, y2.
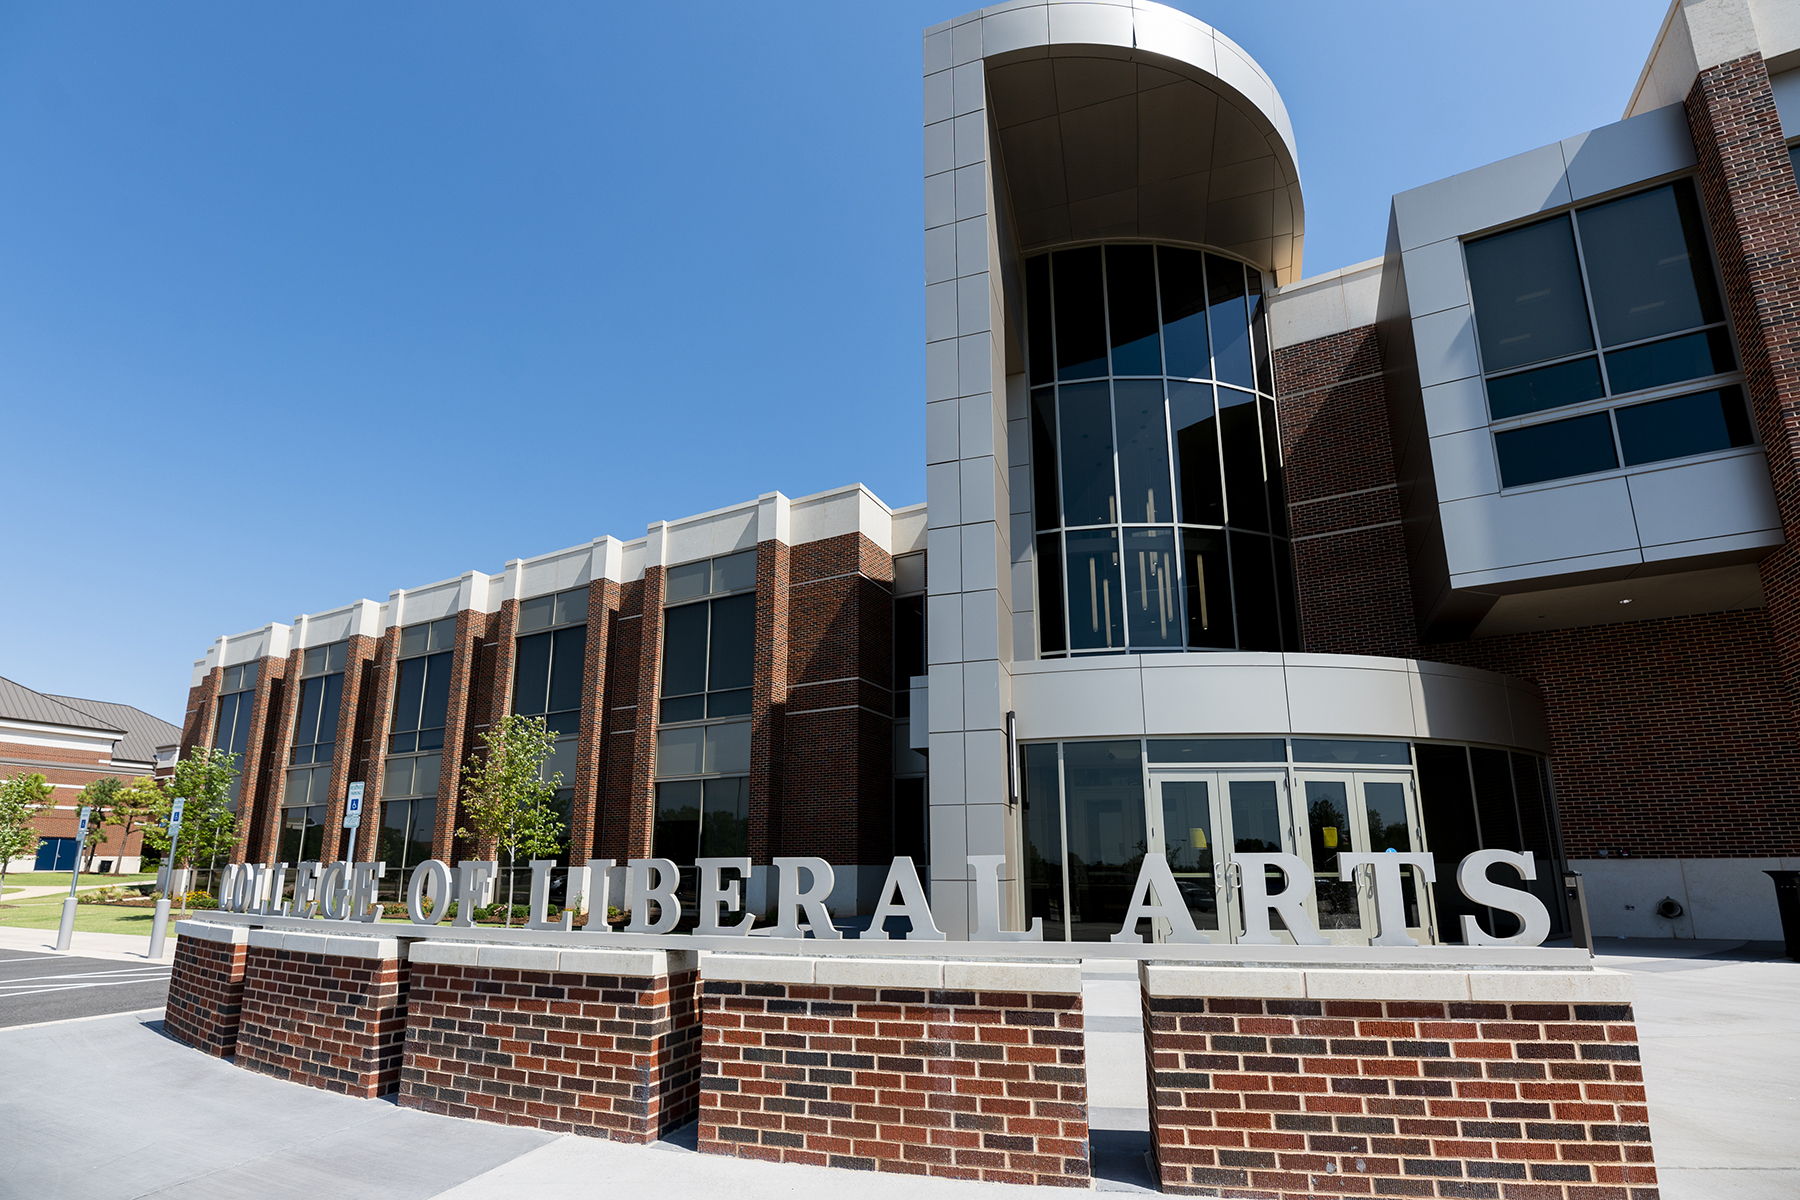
(408, 860, 453, 925)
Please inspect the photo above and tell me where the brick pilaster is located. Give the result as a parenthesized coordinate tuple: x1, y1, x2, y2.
(622, 567, 666, 860)
(1685, 53, 1800, 719)
(355, 627, 403, 863)
(255, 646, 307, 863)
(750, 539, 790, 863)
(319, 633, 380, 861)
(572, 578, 622, 861)
(231, 655, 287, 862)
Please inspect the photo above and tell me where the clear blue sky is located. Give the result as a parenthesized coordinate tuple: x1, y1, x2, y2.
(1, 1, 1657, 723)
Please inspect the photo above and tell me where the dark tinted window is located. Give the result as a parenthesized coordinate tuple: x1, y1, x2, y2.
(1579, 181, 1721, 347)
(1206, 255, 1254, 388)
(1615, 386, 1754, 466)
(1229, 531, 1279, 651)
(1220, 388, 1268, 531)
(1106, 244, 1161, 375)
(1065, 528, 1123, 651)
(1053, 246, 1106, 380)
(1495, 412, 1617, 487)
(1036, 533, 1067, 654)
(1169, 382, 1223, 526)
(1030, 387, 1060, 523)
(1021, 744, 1067, 941)
(1605, 328, 1735, 395)
(1466, 214, 1593, 372)
(390, 651, 452, 753)
(1158, 247, 1209, 379)
(1486, 357, 1605, 420)
(1058, 382, 1117, 526)
(1113, 380, 1171, 524)
(1182, 528, 1233, 649)
(1123, 526, 1180, 649)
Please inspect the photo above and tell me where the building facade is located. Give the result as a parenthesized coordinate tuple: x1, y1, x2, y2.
(182, 0, 1800, 942)
(1, 675, 178, 873)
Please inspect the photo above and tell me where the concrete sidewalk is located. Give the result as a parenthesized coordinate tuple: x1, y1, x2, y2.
(0, 921, 174, 964)
(0, 943, 1791, 1199)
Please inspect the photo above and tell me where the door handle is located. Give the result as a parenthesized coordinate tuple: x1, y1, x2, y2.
(1226, 861, 1243, 890)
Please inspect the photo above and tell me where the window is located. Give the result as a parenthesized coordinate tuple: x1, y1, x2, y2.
(652, 776, 749, 868)
(1466, 179, 1745, 487)
(376, 751, 440, 900)
(389, 618, 455, 753)
(513, 588, 588, 738)
(1026, 244, 1296, 656)
(290, 642, 347, 766)
(660, 552, 755, 723)
(213, 662, 260, 803)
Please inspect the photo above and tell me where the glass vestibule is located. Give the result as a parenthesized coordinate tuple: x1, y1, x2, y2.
(1023, 737, 1560, 945)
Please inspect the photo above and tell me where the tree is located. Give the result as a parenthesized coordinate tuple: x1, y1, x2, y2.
(0, 773, 54, 895)
(110, 776, 168, 868)
(456, 714, 566, 926)
(76, 776, 123, 872)
(145, 748, 239, 892)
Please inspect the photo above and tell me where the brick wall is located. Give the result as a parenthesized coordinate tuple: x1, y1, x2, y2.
(1428, 609, 1800, 858)
(698, 956, 1089, 1188)
(1275, 326, 1418, 661)
(234, 932, 409, 1098)
(400, 945, 700, 1141)
(1144, 966, 1655, 1200)
(162, 922, 248, 1057)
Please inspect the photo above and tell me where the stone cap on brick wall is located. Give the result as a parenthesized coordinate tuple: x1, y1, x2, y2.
(1141, 962, 1635, 1003)
(704, 952, 1085, 994)
(409, 941, 696, 977)
(246, 928, 404, 961)
(174, 920, 248, 945)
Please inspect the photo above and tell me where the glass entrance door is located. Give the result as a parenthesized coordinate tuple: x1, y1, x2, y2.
(1149, 771, 1294, 943)
(1297, 771, 1433, 944)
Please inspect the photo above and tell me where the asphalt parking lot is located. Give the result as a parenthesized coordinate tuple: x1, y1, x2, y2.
(0, 947, 171, 1028)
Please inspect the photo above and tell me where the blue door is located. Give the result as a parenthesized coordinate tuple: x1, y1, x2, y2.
(34, 837, 76, 871)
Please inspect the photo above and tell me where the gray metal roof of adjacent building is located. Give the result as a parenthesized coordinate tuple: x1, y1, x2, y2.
(44, 695, 179, 766)
(0, 675, 179, 766)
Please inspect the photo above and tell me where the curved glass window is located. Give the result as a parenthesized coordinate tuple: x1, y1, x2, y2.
(1026, 244, 1296, 655)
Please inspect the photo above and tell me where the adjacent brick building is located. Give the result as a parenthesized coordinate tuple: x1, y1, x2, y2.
(1, 674, 178, 874)
(184, 0, 1800, 944)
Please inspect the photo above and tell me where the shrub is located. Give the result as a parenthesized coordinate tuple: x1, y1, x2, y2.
(183, 890, 217, 909)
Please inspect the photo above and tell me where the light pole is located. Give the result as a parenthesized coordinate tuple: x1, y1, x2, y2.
(53, 807, 90, 951)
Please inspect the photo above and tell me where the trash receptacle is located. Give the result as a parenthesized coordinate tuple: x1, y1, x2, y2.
(1765, 870, 1800, 960)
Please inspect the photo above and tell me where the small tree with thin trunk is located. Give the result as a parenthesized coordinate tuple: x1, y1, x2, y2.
(144, 748, 239, 896)
(457, 714, 565, 926)
(111, 776, 167, 870)
(0, 772, 54, 895)
(76, 776, 123, 872)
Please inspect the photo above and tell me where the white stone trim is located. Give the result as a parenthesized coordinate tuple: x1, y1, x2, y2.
(1140, 964, 1307, 999)
(814, 958, 946, 988)
(174, 920, 247, 946)
(941, 960, 1082, 994)
(1468, 969, 1634, 1003)
(703, 953, 818, 984)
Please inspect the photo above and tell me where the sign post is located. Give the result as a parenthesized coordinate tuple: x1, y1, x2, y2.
(343, 781, 364, 857)
(53, 807, 91, 950)
(147, 797, 184, 959)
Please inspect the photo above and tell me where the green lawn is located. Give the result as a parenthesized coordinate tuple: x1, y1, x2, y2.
(0, 871, 158, 889)
(0, 894, 182, 935)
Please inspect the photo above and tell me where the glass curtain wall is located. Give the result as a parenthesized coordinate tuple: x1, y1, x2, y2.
(1026, 244, 1296, 655)
(1021, 737, 1563, 944)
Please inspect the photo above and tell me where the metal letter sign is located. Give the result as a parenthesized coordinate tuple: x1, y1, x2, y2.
(345, 782, 365, 830)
